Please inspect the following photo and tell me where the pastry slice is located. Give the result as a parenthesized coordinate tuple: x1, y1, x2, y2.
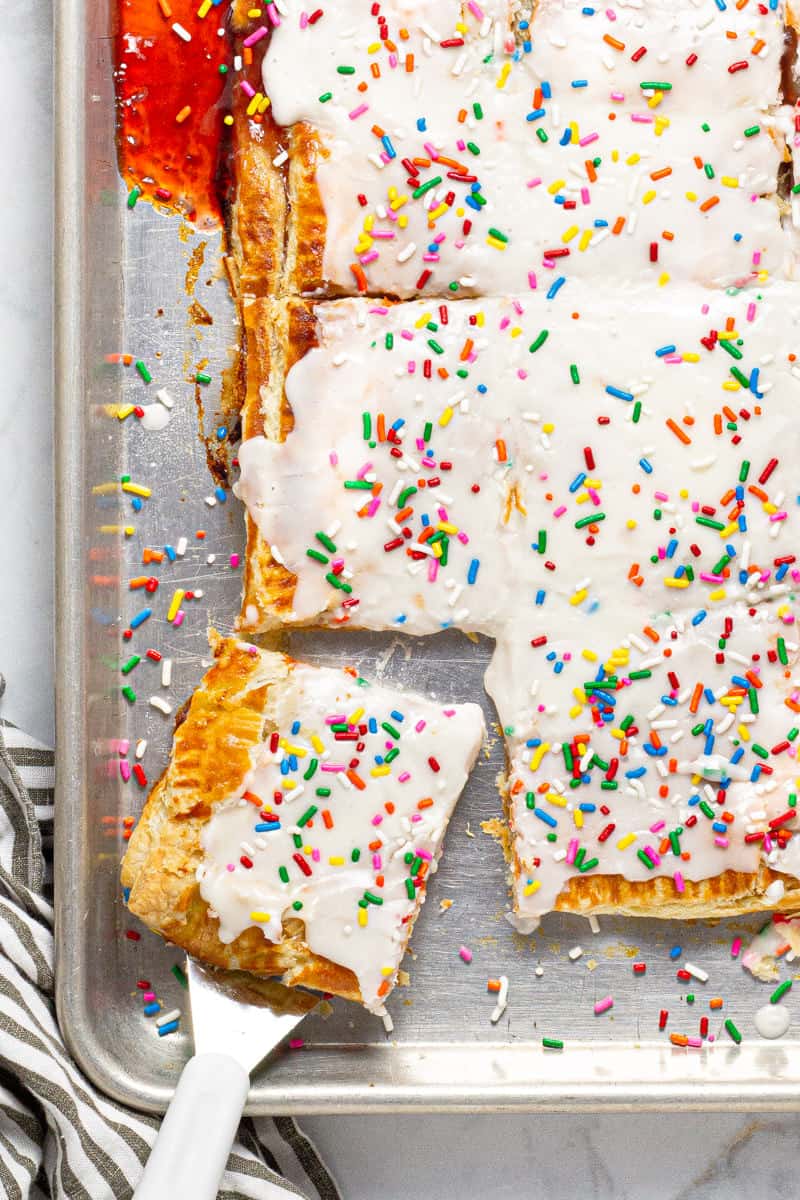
(490, 601, 800, 930)
(233, 0, 793, 298)
(121, 634, 484, 1012)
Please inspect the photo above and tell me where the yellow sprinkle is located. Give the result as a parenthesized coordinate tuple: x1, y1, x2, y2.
(281, 741, 308, 758)
(573, 810, 584, 829)
(582, 649, 598, 662)
(398, 214, 409, 228)
(686, 191, 698, 202)
(367, 41, 381, 53)
(381, 966, 394, 977)
(722, 380, 740, 392)
(487, 236, 507, 251)
(510, 326, 522, 338)
(647, 90, 665, 109)
(124, 526, 135, 537)
(303, 843, 312, 855)
(257, 95, 271, 115)
(197, 0, 212, 15)
(437, 521, 458, 535)
(566, 122, 579, 144)
(429, 203, 449, 222)
(738, 724, 751, 742)
(390, 194, 408, 212)
(720, 176, 739, 188)
(548, 179, 566, 195)
(542, 421, 555, 434)
(523, 880, 541, 897)
(654, 116, 670, 136)
(530, 742, 550, 771)
(116, 405, 135, 421)
(358, 908, 368, 927)
(717, 330, 739, 341)
(575, 493, 589, 506)
(285, 779, 296, 790)
(415, 312, 432, 329)
(664, 577, 690, 589)
(658, 272, 670, 286)
(570, 589, 588, 606)
(625, 153, 640, 166)
(475, 312, 485, 327)
(708, 588, 726, 602)
(617, 833, 637, 850)
(626, 518, 637, 529)
(371, 766, 391, 777)
(311, 734, 324, 753)
(121, 482, 152, 498)
(250, 911, 271, 922)
(496, 62, 511, 89)
(682, 352, 700, 363)
(329, 856, 345, 866)
(439, 406, 454, 427)
(568, 704, 584, 720)
(562, 225, 580, 243)
(348, 707, 365, 725)
(611, 148, 620, 163)
(223, 114, 234, 126)
(167, 590, 184, 622)
(92, 482, 119, 495)
(363, 213, 375, 232)
(610, 728, 625, 741)
(578, 229, 593, 252)
(246, 92, 262, 117)
(546, 792, 568, 808)
(455, 20, 467, 32)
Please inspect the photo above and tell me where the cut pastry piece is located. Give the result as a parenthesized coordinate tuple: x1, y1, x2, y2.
(237, 0, 795, 298)
(235, 281, 800, 637)
(493, 600, 800, 931)
(121, 634, 484, 1012)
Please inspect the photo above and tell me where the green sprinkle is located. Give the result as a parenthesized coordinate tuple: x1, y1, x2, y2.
(428, 339, 444, 355)
(536, 127, 548, 144)
(628, 669, 652, 680)
(632, 400, 642, 423)
(669, 831, 681, 856)
(537, 530, 547, 554)
(121, 686, 136, 704)
(362, 412, 372, 440)
(686, 993, 695, 1005)
(412, 176, 442, 198)
(303, 758, 319, 781)
(315, 786, 331, 797)
(699, 801, 716, 820)
(751, 743, 769, 760)
(423, 421, 433, 442)
(397, 485, 417, 508)
(577, 856, 599, 873)
(724, 1018, 742, 1045)
(343, 479, 374, 490)
(719, 338, 744, 361)
(351, 848, 361, 862)
(696, 515, 725, 531)
(466, 141, 480, 155)
(405, 879, 416, 899)
(739, 460, 750, 482)
(121, 655, 140, 676)
(292, 833, 302, 849)
(770, 979, 792, 1003)
(749, 687, 759, 715)
(744, 125, 760, 138)
(306, 548, 329, 564)
(703, 163, 714, 180)
(195, 371, 212, 385)
(542, 1037, 564, 1050)
(637, 849, 655, 870)
(526, 792, 536, 810)
(171, 964, 188, 988)
(729, 366, 750, 390)
(218, 64, 228, 74)
(570, 363, 580, 384)
(337, 65, 355, 74)
(384, 747, 400, 763)
(793, 182, 800, 195)
(135, 360, 152, 383)
(778, 637, 788, 666)
(363, 891, 383, 906)
(575, 512, 606, 529)
(279, 865, 290, 883)
(488, 227, 508, 243)
(382, 721, 401, 739)
(640, 81, 672, 91)
(292, 900, 303, 911)
(318, 91, 333, 103)
(385, 333, 394, 350)
(127, 185, 142, 209)
(326, 573, 352, 593)
(297, 805, 318, 828)
(529, 329, 549, 354)
(473, 102, 483, 119)
(620, 715, 634, 732)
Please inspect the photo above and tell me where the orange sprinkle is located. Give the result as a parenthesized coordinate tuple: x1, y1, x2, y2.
(603, 33, 625, 49)
(586, 160, 597, 183)
(649, 730, 663, 751)
(713, 413, 723, 435)
(142, 549, 165, 564)
(643, 626, 660, 643)
(747, 484, 768, 501)
(175, 105, 191, 124)
(460, 338, 474, 361)
(384, 801, 395, 815)
(662, 230, 675, 241)
(196, 530, 206, 539)
(689, 683, 703, 714)
(612, 216, 625, 235)
(129, 576, 148, 589)
(349, 262, 368, 292)
(650, 167, 672, 181)
(417, 797, 434, 809)
(405, 53, 414, 71)
(699, 196, 720, 213)
(370, 63, 380, 79)
(628, 562, 640, 579)
(157, 0, 172, 15)
(322, 809, 333, 829)
(666, 417, 691, 445)
(375, 874, 385, 888)
(377, 980, 391, 997)
(368, 839, 382, 852)
(347, 769, 366, 791)
(496, 439, 508, 462)
(709, 998, 724, 1010)
(745, 670, 763, 689)
(670, 1033, 689, 1046)
(457, 108, 468, 123)
(243, 791, 262, 807)
(487, 979, 502, 992)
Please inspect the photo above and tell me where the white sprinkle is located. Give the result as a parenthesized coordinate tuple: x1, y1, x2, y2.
(135, 739, 147, 760)
(273, 150, 289, 167)
(155, 387, 174, 410)
(204, 495, 217, 508)
(684, 962, 709, 983)
(150, 696, 173, 716)
(161, 658, 173, 688)
(568, 945, 583, 961)
(381, 1009, 394, 1034)
(588, 914, 600, 934)
(155, 1008, 182, 1028)
(172, 22, 191, 41)
(490, 975, 509, 1024)
(176, 537, 187, 557)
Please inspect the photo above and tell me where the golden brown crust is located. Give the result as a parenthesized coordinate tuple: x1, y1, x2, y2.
(122, 633, 362, 1003)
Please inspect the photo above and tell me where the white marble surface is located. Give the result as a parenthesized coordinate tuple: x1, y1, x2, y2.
(2, 8, 799, 1198)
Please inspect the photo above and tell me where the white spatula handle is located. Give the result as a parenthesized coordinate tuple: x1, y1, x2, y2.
(134, 1052, 249, 1200)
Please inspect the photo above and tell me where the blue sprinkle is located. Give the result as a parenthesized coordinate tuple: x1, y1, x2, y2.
(606, 385, 634, 402)
(703, 688, 715, 705)
(666, 538, 678, 559)
(669, 945, 682, 960)
(639, 458, 653, 475)
(122, 886, 131, 903)
(559, 128, 572, 145)
(394, 614, 407, 624)
(416, 118, 426, 131)
(526, 108, 547, 122)
(144, 1002, 161, 1017)
(730, 747, 744, 764)
(541, 81, 552, 98)
(214, 486, 227, 502)
(216, 425, 227, 440)
(535, 589, 546, 605)
(390, 710, 404, 723)
(291, 719, 301, 735)
(381, 134, 396, 159)
(157, 1020, 180, 1037)
(569, 472, 587, 494)
(593, 219, 609, 228)
(465, 194, 482, 211)
(712, 821, 728, 834)
(164, 544, 177, 562)
(655, 345, 676, 357)
(554, 661, 564, 674)
(477, 383, 488, 394)
(368, 717, 378, 733)
(751, 765, 762, 782)
(130, 608, 152, 629)
(131, 497, 143, 512)
(625, 767, 646, 779)
(534, 807, 558, 827)
(579, 803, 597, 812)
(254, 822, 281, 833)
(733, 232, 742, 242)
(467, 558, 480, 584)
(546, 651, 557, 662)
(688, 794, 700, 807)
(571, 79, 588, 88)
(643, 743, 667, 757)
(661, 695, 678, 707)
(777, 562, 789, 581)
(546, 276, 566, 300)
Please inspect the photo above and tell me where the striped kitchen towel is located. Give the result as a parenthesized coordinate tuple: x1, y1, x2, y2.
(0, 674, 340, 1200)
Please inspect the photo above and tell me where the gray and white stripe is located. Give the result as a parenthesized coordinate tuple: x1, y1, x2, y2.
(0, 677, 340, 1200)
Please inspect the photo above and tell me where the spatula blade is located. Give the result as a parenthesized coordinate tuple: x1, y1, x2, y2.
(187, 958, 319, 1075)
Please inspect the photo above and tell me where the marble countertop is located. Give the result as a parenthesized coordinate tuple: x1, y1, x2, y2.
(1, 8, 797, 1197)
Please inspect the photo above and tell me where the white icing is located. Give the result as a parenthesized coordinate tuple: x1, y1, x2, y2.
(198, 658, 484, 1010)
(236, 280, 800, 926)
(741, 913, 800, 979)
(754, 1001, 791, 1038)
(262, 0, 794, 295)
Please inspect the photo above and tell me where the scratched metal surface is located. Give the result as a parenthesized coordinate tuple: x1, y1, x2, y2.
(54, 0, 800, 1113)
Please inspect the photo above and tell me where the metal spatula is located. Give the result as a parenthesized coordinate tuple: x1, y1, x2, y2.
(135, 958, 319, 1199)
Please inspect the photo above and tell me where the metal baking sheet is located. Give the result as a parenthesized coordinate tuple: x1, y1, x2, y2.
(54, 0, 800, 1113)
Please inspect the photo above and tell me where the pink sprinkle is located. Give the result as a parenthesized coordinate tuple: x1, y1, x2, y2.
(289, 1038, 304, 1049)
(566, 838, 579, 865)
(631, 113, 653, 124)
(173, 610, 185, 628)
(372, 854, 382, 870)
(226, 863, 235, 872)
(398, 771, 410, 782)
(410, 813, 422, 823)
(416, 848, 433, 861)
(467, 0, 484, 19)
(649, 820, 665, 834)
(120, 761, 132, 782)
(459, 946, 473, 963)
(456, 138, 466, 152)
(609, 91, 625, 102)
(580, 187, 591, 205)
(643, 845, 660, 867)
(230, 553, 240, 569)
(457, 531, 470, 544)
(359, 250, 379, 265)
(428, 558, 439, 583)
(321, 763, 345, 773)
(746, 302, 756, 322)
(415, 719, 426, 732)
(579, 132, 598, 147)
(240, 80, 256, 99)
(553, 505, 567, 519)
(143, 992, 156, 1003)
(371, 814, 383, 826)
(687, 1036, 703, 1049)
(594, 996, 613, 1015)
(357, 461, 373, 480)
(528, 272, 538, 289)
(714, 837, 729, 849)
(517, 368, 529, 380)
(242, 25, 268, 46)
(329, 451, 338, 466)
(300, 11, 308, 28)
(348, 104, 369, 120)
(117, 739, 130, 756)
(673, 871, 685, 893)
(311, 848, 320, 862)
(526, 178, 542, 189)
(654, 492, 669, 502)
(266, 3, 280, 25)
(730, 937, 742, 958)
